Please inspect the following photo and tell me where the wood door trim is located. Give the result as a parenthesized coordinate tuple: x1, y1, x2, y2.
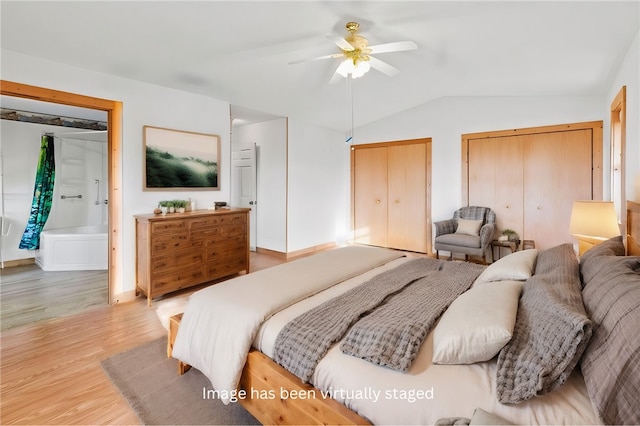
(1, 79, 123, 304)
(611, 86, 626, 245)
(461, 121, 603, 205)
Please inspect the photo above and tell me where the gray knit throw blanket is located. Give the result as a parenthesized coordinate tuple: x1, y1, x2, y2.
(273, 258, 484, 383)
(496, 244, 592, 404)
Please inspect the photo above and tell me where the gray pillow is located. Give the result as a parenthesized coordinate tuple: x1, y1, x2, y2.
(579, 235, 626, 286)
(580, 255, 640, 425)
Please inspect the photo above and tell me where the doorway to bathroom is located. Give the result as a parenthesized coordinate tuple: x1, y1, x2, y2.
(1, 81, 122, 328)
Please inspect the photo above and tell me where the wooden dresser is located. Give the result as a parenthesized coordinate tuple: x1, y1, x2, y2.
(134, 208, 250, 305)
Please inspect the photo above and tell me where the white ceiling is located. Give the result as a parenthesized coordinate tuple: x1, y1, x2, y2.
(1, 1, 638, 130)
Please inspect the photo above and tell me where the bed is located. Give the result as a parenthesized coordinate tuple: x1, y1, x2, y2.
(170, 200, 640, 425)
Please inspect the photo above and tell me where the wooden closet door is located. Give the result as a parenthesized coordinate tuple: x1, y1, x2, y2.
(468, 136, 524, 238)
(523, 129, 593, 249)
(387, 143, 427, 252)
(353, 146, 388, 247)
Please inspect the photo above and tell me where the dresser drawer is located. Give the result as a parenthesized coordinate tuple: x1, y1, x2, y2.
(205, 241, 247, 260)
(218, 213, 247, 225)
(151, 251, 204, 273)
(201, 223, 247, 240)
(206, 256, 248, 279)
(151, 219, 187, 233)
(151, 233, 202, 254)
(189, 216, 220, 231)
(150, 268, 205, 294)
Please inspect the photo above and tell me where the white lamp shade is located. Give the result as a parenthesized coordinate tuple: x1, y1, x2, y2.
(569, 201, 621, 239)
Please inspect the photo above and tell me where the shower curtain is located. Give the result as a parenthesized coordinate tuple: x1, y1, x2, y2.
(19, 134, 56, 250)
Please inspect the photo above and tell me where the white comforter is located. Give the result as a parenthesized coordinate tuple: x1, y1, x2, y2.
(173, 246, 599, 424)
(171, 245, 404, 404)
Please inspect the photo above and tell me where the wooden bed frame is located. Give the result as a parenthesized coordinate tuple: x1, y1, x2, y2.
(168, 200, 640, 425)
(167, 313, 369, 425)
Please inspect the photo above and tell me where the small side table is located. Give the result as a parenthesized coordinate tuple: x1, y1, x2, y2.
(491, 239, 520, 261)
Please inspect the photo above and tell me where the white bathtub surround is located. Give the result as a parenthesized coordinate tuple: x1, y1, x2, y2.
(35, 225, 108, 271)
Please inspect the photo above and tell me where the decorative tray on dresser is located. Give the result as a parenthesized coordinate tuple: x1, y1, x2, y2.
(134, 208, 250, 306)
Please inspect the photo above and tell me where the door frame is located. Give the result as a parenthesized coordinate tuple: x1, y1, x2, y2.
(610, 86, 626, 240)
(1, 80, 123, 304)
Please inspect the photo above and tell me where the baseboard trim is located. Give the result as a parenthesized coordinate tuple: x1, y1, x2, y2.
(2, 257, 36, 268)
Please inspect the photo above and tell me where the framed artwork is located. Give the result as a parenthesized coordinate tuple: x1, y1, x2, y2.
(143, 125, 220, 191)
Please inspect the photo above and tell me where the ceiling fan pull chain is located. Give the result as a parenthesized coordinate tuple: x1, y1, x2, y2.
(345, 75, 354, 144)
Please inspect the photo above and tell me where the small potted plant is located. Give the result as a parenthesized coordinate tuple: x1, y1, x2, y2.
(158, 200, 169, 215)
(502, 229, 520, 242)
(174, 199, 188, 213)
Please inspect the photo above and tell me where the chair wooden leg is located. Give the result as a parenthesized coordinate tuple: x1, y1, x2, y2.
(436, 250, 439, 259)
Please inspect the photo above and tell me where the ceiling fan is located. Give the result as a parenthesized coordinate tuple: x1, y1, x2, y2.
(290, 21, 417, 82)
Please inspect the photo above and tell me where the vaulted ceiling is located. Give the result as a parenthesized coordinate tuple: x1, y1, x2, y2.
(2, 1, 638, 130)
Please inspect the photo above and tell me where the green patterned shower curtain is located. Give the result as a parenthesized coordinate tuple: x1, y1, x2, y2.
(19, 134, 56, 250)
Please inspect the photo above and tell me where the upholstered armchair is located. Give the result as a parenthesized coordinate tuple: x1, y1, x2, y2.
(434, 206, 497, 264)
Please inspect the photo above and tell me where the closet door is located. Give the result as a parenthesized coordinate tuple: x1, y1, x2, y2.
(523, 129, 593, 249)
(468, 136, 524, 238)
(353, 146, 388, 247)
(387, 143, 427, 252)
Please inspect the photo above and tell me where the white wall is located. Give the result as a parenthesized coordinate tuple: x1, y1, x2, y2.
(287, 120, 349, 252)
(233, 118, 287, 252)
(1, 120, 108, 262)
(234, 118, 349, 254)
(606, 30, 640, 203)
(355, 95, 604, 224)
(2, 49, 231, 298)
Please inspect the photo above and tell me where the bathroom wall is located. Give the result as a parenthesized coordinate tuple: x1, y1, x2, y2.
(1, 119, 107, 263)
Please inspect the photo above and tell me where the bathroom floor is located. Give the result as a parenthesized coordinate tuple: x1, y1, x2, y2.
(0, 264, 108, 331)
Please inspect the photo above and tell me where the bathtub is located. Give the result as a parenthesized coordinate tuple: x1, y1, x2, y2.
(35, 225, 108, 271)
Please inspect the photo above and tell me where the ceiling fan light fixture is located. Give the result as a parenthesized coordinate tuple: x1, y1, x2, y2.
(337, 51, 371, 79)
(352, 60, 370, 78)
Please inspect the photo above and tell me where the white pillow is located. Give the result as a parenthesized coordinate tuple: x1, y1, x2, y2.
(455, 218, 483, 236)
(432, 280, 524, 364)
(474, 248, 539, 286)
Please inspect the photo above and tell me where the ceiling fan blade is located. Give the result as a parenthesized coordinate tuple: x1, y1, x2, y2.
(288, 53, 343, 65)
(368, 41, 417, 54)
(326, 34, 354, 51)
(329, 70, 344, 85)
(329, 60, 351, 84)
(369, 56, 400, 77)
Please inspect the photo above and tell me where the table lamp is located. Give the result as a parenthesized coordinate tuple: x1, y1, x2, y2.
(569, 201, 621, 255)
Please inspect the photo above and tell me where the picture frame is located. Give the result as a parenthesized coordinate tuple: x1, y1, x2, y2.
(143, 125, 220, 191)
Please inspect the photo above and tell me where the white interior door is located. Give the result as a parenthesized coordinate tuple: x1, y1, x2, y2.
(232, 143, 257, 251)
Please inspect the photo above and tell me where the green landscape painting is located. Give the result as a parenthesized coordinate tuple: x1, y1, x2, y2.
(144, 126, 220, 190)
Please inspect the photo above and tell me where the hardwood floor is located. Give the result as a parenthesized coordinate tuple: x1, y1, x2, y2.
(0, 251, 285, 425)
(0, 265, 108, 331)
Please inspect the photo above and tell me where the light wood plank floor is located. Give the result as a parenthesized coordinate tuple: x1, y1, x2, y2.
(1, 265, 108, 331)
(0, 251, 286, 425)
